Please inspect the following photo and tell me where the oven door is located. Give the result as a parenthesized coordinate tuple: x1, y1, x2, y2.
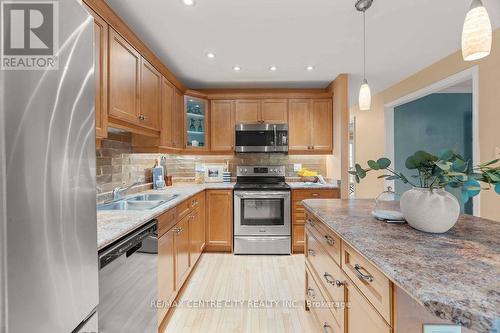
(234, 191, 291, 236)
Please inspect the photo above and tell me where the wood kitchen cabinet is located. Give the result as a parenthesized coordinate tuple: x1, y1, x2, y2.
(139, 58, 161, 130)
(205, 190, 233, 252)
(292, 188, 339, 253)
(160, 77, 175, 149)
(172, 89, 185, 149)
(310, 99, 333, 152)
(158, 227, 175, 323)
(185, 96, 209, 151)
(108, 28, 141, 125)
(189, 193, 205, 265)
(261, 99, 288, 123)
(235, 100, 261, 124)
(175, 214, 191, 287)
(84, 4, 108, 139)
(304, 208, 395, 333)
(210, 100, 235, 153)
(235, 99, 288, 124)
(288, 99, 333, 154)
(346, 279, 392, 333)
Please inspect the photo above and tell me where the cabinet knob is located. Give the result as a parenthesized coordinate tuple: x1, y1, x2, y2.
(322, 323, 332, 333)
(138, 115, 145, 121)
(307, 249, 316, 257)
(335, 280, 345, 288)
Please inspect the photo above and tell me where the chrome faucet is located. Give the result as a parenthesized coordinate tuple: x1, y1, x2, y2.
(112, 182, 142, 201)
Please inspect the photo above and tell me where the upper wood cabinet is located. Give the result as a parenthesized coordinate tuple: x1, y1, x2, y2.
(160, 78, 174, 149)
(185, 96, 209, 151)
(235, 100, 261, 124)
(261, 99, 288, 123)
(234, 99, 288, 124)
(85, 5, 108, 139)
(288, 99, 312, 151)
(139, 58, 161, 130)
(288, 98, 333, 154)
(210, 100, 235, 153)
(108, 28, 141, 124)
(172, 89, 185, 149)
(205, 190, 233, 252)
(311, 99, 333, 152)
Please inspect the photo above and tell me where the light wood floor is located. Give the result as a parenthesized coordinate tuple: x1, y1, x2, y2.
(164, 253, 318, 333)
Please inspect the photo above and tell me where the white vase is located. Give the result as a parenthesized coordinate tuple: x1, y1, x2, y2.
(400, 187, 460, 233)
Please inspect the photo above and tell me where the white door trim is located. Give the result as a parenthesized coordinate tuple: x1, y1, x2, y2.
(384, 66, 480, 216)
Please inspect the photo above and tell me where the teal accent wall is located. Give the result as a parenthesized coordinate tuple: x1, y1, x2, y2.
(394, 93, 473, 214)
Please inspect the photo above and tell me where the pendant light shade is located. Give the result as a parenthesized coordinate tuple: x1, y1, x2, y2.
(359, 79, 371, 111)
(462, 0, 492, 61)
(356, 0, 373, 110)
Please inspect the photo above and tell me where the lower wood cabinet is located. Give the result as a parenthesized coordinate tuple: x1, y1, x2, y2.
(346, 279, 392, 333)
(304, 208, 394, 333)
(189, 194, 205, 265)
(158, 227, 175, 323)
(292, 188, 339, 253)
(174, 214, 190, 288)
(205, 190, 233, 252)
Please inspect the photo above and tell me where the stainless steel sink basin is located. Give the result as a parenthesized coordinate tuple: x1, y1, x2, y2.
(97, 200, 165, 211)
(127, 193, 179, 202)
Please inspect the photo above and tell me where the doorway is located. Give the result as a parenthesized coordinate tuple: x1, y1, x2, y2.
(384, 67, 480, 216)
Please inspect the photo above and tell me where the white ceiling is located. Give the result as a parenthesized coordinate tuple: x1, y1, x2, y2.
(106, 0, 500, 106)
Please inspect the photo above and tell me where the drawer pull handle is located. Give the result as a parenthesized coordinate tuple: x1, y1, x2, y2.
(322, 323, 332, 333)
(307, 249, 316, 257)
(306, 287, 316, 299)
(323, 272, 335, 285)
(311, 193, 319, 197)
(324, 235, 335, 246)
(354, 264, 374, 282)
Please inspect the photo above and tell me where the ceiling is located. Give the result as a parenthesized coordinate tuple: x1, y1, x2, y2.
(106, 0, 500, 106)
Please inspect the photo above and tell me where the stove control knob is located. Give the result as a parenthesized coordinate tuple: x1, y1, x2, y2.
(244, 168, 248, 173)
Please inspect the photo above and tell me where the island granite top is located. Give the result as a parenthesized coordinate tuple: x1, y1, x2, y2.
(302, 199, 500, 333)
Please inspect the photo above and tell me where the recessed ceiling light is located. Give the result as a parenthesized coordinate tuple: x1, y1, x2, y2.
(206, 52, 216, 59)
(269, 66, 278, 71)
(233, 66, 241, 71)
(181, 0, 195, 6)
(306, 66, 314, 71)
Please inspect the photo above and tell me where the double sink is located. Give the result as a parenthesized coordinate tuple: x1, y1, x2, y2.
(97, 193, 179, 211)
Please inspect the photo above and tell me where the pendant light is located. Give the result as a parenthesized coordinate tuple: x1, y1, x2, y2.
(356, 0, 373, 111)
(462, 0, 492, 61)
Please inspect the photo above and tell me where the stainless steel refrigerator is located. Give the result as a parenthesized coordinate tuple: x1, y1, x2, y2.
(1, 0, 98, 332)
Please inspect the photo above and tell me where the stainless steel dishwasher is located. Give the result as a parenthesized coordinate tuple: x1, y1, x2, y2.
(98, 220, 158, 333)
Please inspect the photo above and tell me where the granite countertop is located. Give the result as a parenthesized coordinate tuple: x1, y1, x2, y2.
(286, 181, 340, 189)
(302, 199, 500, 333)
(97, 183, 234, 250)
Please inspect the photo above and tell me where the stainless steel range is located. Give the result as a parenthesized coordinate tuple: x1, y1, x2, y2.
(234, 166, 291, 255)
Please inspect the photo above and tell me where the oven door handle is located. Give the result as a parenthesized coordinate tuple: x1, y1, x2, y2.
(234, 192, 290, 198)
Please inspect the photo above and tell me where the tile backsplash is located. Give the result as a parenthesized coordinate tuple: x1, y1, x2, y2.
(96, 135, 330, 193)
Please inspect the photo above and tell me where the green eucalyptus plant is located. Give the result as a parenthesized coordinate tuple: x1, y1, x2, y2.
(349, 150, 500, 203)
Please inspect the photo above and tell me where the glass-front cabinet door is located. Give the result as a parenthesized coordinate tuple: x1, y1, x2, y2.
(185, 96, 209, 151)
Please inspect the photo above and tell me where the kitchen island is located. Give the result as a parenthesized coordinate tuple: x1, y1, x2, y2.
(303, 199, 500, 333)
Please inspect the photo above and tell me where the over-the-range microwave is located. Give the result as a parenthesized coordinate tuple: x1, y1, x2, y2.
(235, 123, 288, 153)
